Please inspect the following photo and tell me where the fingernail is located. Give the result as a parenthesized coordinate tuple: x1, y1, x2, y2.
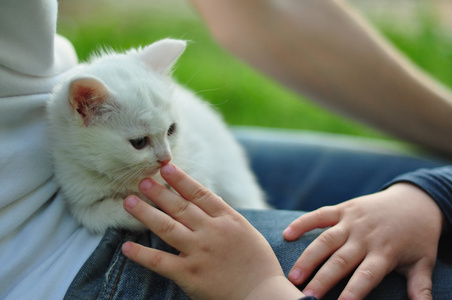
(303, 289, 314, 297)
(122, 242, 131, 254)
(124, 196, 138, 209)
(139, 179, 153, 191)
(161, 163, 175, 175)
(283, 227, 294, 239)
(289, 268, 303, 283)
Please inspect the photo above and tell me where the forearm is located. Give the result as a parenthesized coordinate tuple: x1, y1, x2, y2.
(190, 0, 452, 156)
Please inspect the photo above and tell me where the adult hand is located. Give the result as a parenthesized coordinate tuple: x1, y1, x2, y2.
(284, 183, 443, 300)
(122, 164, 304, 300)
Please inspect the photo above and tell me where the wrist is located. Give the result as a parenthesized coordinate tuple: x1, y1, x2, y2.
(244, 275, 305, 300)
(388, 183, 444, 228)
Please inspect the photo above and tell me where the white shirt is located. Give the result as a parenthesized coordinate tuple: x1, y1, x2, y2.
(0, 0, 102, 298)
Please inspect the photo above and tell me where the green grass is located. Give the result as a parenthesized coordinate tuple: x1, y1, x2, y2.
(379, 21, 452, 91)
(57, 2, 452, 140)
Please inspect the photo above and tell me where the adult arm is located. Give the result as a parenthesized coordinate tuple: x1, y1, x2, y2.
(190, 0, 452, 156)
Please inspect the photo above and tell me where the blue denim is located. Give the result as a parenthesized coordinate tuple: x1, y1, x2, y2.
(65, 128, 452, 299)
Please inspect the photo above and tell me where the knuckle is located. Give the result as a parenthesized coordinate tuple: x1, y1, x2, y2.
(378, 246, 398, 270)
(313, 207, 329, 222)
(160, 218, 177, 235)
(173, 199, 190, 218)
(330, 252, 350, 270)
(415, 287, 433, 299)
(317, 231, 338, 249)
(146, 252, 163, 269)
(379, 243, 396, 257)
(191, 186, 210, 201)
(355, 267, 378, 284)
(339, 289, 359, 300)
(228, 212, 245, 225)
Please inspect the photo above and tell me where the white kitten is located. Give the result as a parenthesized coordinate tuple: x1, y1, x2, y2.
(47, 39, 267, 233)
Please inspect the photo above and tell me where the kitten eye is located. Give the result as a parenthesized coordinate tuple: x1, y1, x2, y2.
(167, 123, 176, 136)
(129, 137, 149, 150)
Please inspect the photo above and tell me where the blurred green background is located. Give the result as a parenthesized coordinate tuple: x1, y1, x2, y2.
(57, 0, 452, 142)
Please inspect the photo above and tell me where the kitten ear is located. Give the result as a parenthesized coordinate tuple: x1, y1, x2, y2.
(139, 39, 186, 74)
(69, 77, 110, 126)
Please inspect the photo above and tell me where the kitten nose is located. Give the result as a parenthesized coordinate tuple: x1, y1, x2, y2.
(158, 158, 171, 166)
(158, 155, 171, 166)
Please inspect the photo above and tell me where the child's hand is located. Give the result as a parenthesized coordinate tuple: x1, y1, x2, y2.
(284, 183, 443, 300)
(122, 164, 304, 300)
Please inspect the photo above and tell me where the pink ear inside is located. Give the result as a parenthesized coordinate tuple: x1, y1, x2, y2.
(69, 78, 109, 126)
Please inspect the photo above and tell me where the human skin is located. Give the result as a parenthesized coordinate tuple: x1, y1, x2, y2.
(122, 164, 305, 300)
(186, 2, 450, 296)
(284, 183, 445, 300)
(189, 0, 452, 156)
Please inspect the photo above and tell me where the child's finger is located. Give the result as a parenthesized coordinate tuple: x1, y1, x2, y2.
(123, 196, 193, 251)
(405, 260, 435, 300)
(336, 253, 393, 300)
(288, 226, 348, 285)
(122, 241, 185, 282)
(283, 206, 341, 241)
(301, 242, 366, 298)
(138, 178, 207, 231)
(160, 164, 232, 217)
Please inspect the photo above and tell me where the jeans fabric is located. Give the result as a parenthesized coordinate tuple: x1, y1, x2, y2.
(65, 128, 452, 299)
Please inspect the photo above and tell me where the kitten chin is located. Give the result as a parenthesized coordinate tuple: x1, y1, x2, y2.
(48, 38, 267, 234)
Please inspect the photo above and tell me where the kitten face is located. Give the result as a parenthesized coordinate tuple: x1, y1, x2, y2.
(48, 39, 267, 233)
(71, 85, 178, 188)
(60, 55, 182, 192)
(48, 38, 187, 204)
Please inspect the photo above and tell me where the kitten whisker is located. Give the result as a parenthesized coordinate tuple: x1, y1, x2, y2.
(48, 38, 266, 234)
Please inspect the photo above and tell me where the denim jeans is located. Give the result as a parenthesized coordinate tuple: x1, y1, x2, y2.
(65, 128, 452, 299)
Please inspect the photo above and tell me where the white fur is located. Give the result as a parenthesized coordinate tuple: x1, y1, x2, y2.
(47, 39, 267, 233)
